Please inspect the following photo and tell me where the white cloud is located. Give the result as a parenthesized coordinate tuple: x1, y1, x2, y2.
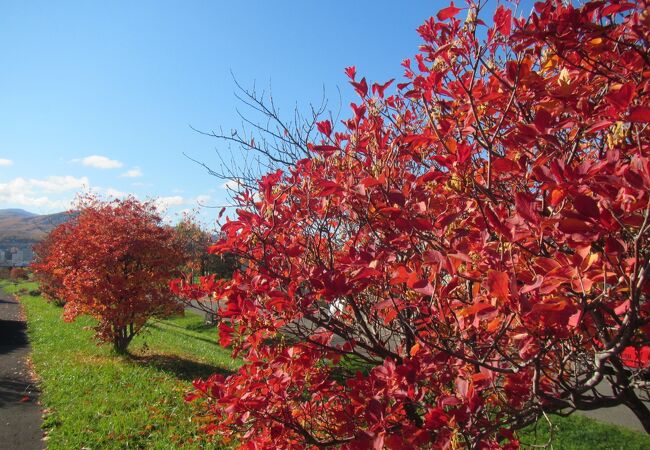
(0, 175, 89, 211)
(31, 175, 89, 193)
(221, 179, 241, 190)
(76, 155, 123, 169)
(131, 181, 152, 187)
(0, 158, 13, 167)
(120, 167, 142, 178)
(105, 187, 128, 198)
(154, 195, 185, 212)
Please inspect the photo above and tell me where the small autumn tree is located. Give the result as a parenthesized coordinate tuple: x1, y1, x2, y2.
(177, 0, 650, 447)
(9, 267, 28, 281)
(171, 215, 237, 320)
(34, 196, 186, 352)
(173, 215, 237, 280)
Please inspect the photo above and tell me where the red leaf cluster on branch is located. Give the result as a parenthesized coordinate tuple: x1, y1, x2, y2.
(178, 1, 650, 447)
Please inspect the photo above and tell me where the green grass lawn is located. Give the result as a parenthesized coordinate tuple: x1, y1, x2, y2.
(519, 412, 650, 449)
(1, 279, 237, 449)
(2, 278, 649, 449)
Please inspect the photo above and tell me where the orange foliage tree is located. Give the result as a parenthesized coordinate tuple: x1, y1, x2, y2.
(34, 196, 186, 352)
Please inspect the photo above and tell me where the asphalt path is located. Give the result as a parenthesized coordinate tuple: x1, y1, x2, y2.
(0, 287, 43, 450)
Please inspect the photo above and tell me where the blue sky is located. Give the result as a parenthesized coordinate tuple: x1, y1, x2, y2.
(0, 1, 529, 225)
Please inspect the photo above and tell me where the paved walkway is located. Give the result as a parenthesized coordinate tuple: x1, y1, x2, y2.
(579, 381, 649, 433)
(0, 288, 43, 450)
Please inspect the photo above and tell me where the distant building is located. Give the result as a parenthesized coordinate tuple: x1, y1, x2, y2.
(0, 245, 32, 267)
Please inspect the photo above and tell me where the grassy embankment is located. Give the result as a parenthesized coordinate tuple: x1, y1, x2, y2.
(3, 278, 650, 449)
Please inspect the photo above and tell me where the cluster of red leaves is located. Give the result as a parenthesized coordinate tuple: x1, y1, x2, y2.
(177, 1, 650, 447)
(33, 196, 185, 351)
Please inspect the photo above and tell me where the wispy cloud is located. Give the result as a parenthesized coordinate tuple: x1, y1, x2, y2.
(74, 155, 123, 169)
(0, 175, 89, 211)
(0, 158, 13, 167)
(120, 167, 143, 178)
(131, 181, 152, 187)
(154, 195, 185, 212)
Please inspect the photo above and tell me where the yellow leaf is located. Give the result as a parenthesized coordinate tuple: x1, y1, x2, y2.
(558, 68, 571, 86)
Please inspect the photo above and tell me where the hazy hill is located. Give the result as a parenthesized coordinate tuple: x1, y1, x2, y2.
(0, 209, 72, 245)
(0, 209, 38, 219)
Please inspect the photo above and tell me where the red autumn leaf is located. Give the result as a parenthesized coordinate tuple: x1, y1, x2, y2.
(360, 175, 386, 187)
(485, 206, 512, 239)
(371, 79, 394, 98)
(629, 106, 650, 122)
(457, 143, 473, 164)
(515, 192, 539, 225)
(493, 5, 512, 36)
(409, 278, 435, 296)
(316, 120, 332, 137)
(534, 108, 552, 132)
(344, 66, 356, 79)
(606, 83, 635, 112)
(558, 218, 593, 233)
(458, 302, 494, 318)
(605, 237, 625, 254)
(532, 297, 570, 312)
(486, 270, 510, 301)
(601, 2, 635, 16)
(218, 322, 234, 347)
(520, 275, 544, 294)
(311, 144, 339, 156)
(437, 2, 461, 21)
(573, 194, 600, 219)
(585, 119, 613, 133)
(492, 157, 519, 172)
(351, 77, 368, 97)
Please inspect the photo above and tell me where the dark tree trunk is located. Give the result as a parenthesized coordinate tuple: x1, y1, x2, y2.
(112, 324, 135, 354)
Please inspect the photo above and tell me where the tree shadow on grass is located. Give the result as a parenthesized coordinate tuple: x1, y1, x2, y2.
(127, 353, 233, 382)
(145, 322, 218, 347)
(165, 320, 215, 332)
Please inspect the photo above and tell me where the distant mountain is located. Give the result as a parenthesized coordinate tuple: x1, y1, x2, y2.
(0, 209, 38, 219)
(0, 209, 72, 245)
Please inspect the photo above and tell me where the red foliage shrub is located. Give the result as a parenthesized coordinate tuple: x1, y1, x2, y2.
(33, 196, 186, 352)
(176, 0, 650, 446)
